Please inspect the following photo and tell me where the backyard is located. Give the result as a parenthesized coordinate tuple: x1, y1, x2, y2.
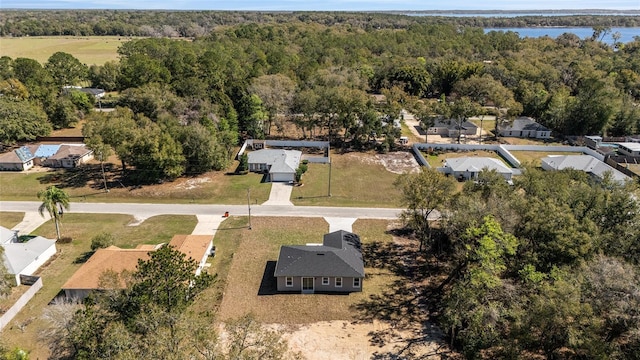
(424, 149, 511, 168)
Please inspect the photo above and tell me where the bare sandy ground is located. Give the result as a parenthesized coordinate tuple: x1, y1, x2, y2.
(276, 320, 447, 359)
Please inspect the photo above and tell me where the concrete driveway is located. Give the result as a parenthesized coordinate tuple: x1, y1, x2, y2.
(262, 182, 293, 206)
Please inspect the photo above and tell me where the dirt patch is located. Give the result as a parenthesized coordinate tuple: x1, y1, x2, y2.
(344, 152, 420, 174)
(174, 177, 211, 190)
(276, 320, 446, 359)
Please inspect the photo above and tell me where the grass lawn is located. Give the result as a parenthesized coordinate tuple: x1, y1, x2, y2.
(291, 152, 403, 208)
(401, 122, 425, 144)
(1, 214, 197, 359)
(0, 159, 271, 205)
(213, 217, 398, 324)
(627, 164, 640, 176)
(509, 151, 580, 167)
(469, 116, 496, 135)
(0, 36, 131, 65)
(0, 212, 24, 228)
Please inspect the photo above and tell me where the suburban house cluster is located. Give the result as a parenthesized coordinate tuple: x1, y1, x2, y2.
(0, 226, 57, 286)
(62, 234, 213, 300)
(274, 230, 365, 294)
(0, 144, 93, 171)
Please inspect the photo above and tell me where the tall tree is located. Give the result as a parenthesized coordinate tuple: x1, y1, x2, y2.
(45, 52, 88, 87)
(37, 186, 70, 241)
(395, 168, 455, 253)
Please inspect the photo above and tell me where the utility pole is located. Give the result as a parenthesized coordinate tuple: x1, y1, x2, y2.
(100, 151, 109, 193)
(247, 188, 252, 230)
(479, 115, 484, 144)
(327, 158, 332, 197)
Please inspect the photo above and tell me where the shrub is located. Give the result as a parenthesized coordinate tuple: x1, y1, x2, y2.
(57, 237, 73, 244)
(91, 232, 114, 251)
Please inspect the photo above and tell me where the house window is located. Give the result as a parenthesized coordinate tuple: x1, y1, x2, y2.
(335, 277, 342, 287)
(285, 277, 293, 287)
(353, 278, 361, 288)
(322, 277, 329, 285)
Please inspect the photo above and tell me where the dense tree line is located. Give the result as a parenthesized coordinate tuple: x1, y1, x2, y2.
(2, 17, 640, 182)
(1, 10, 640, 37)
(396, 168, 640, 358)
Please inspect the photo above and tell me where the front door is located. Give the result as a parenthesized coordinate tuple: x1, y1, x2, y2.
(302, 277, 314, 294)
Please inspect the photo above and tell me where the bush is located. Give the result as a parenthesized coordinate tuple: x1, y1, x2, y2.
(91, 232, 114, 251)
(57, 237, 73, 244)
(237, 153, 249, 173)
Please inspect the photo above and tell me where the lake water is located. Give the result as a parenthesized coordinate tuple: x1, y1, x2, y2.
(484, 27, 640, 44)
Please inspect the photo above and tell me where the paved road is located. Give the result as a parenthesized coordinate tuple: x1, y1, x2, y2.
(0, 201, 404, 220)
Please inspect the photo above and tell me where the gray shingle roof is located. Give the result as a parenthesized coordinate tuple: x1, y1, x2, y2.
(0, 225, 56, 275)
(247, 149, 301, 174)
(432, 119, 478, 131)
(541, 155, 629, 183)
(444, 157, 512, 174)
(500, 117, 550, 132)
(274, 230, 365, 278)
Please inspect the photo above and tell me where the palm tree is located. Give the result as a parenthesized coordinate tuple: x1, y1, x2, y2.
(37, 186, 70, 241)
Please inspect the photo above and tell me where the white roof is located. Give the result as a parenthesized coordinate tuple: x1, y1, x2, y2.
(541, 155, 629, 183)
(0, 226, 16, 244)
(247, 149, 302, 174)
(1, 234, 56, 275)
(444, 157, 512, 174)
(618, 142, 640, 151)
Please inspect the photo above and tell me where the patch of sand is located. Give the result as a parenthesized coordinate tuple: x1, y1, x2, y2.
(346, 152, 421, 174)
(276, 320, 446, 359)
(174, 177, 211, 190)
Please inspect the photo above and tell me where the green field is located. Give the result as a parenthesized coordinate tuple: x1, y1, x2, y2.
(0, 36, 131, 65)
(0, 211, 24, 229)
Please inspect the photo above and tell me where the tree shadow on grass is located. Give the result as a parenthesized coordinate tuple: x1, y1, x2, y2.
(257, 261, 278, 296)
(74, 251, 94, 264)
(355, 237, 450, 357)
(37, 164, 116, 191)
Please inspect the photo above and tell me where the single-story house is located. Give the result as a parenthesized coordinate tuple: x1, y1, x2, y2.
(498, 117, 551, 139)
(166, 235, 214, 276)
(43, 144, 93, 168)
(617, 142, 640, 157)
(61, 234, 213, 300)
(274, 230, 365, 294)
(442, 157, 513, 182)
(428, 119, 478, 138)
(28, 144, 62, 166)
(541, 155, 630, 184)
(1, 226, 57, 285)
(61, 245, 154, 300)
(63, 86, 105, 99)
(0, 146, 35, 171)
(247, 149, 302, 182)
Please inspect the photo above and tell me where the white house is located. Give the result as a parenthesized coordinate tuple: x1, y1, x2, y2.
(0, 146, 35, 171)
(541, 155, 630, 184)
(442, 157, 513, 182)
(617, 142, 640, 157)
(1, 226, 57, 285)
(247, 149, 302, 182)
(498, 117, 551, 139)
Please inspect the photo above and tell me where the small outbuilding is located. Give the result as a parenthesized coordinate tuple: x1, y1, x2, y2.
(274, 230, 365, 294)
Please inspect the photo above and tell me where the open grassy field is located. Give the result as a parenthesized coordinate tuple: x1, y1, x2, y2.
(510, 151, 580, 167)
(1, 213, 197, 359)
(0, 36, 130, 65)
(0, 159, 272, 205)
(0, 212, 24, 229)
(213, 217, 399, 324)
(469, 116, 496, 135)
(291, 152, 405, 208)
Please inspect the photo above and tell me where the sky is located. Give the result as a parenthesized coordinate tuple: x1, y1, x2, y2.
(1, 0, 639, 11)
